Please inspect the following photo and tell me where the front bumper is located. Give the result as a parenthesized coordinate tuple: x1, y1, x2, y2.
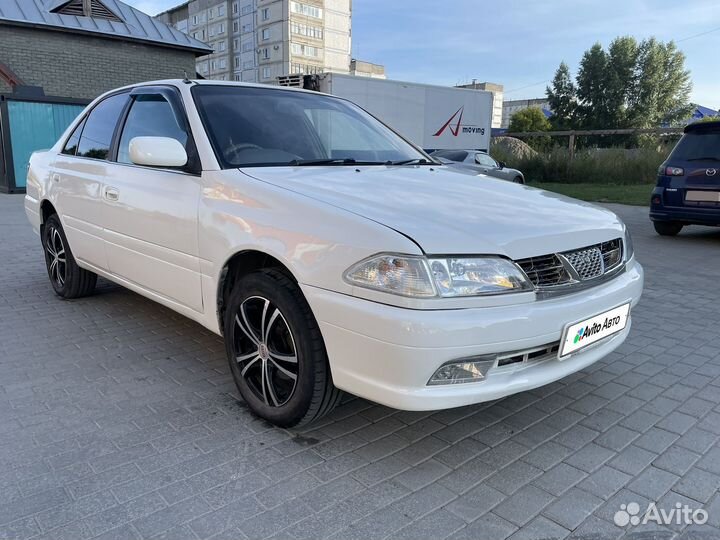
(302, 259, 644, 411)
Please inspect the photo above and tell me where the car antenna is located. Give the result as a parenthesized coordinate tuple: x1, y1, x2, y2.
(182, 70, 192, 85)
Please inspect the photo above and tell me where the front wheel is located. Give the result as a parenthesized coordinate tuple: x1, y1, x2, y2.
(42, 214, 97, 298)
(223, 269, 342, 427)
(513, 176, 525, 184)
(653, 221, 683, 236)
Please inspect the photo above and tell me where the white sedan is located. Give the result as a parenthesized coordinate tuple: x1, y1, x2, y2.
(25, 80, 644, 427)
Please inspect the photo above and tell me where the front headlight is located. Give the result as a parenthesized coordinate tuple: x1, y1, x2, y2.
(428, 257, 532, 297)
(344, 254, 532, 298)
(623, 226, 634, 261)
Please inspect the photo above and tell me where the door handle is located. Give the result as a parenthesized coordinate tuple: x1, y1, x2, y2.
(104, 186, 119, 202)
(52, 173, 61, 183)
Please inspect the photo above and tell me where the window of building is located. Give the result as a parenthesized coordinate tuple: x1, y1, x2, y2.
(241, 4, 252, 15)
(235, 56, 240, 68)
(219, 40, 226, 51)
(232, 2, 238, 14)
(192, 32, 198, 39)
(211, 60, 216, 70)
(243, 60, 254, 69)
(218, 4, 225, 16)
(261, 7, 269, 20)
(262, 28, 270, 40)
(76, 93, 128, 160)
(242, 40, 253, 52)
(219, 58, 227, 69)
(233, 21, 239, 32)
(192, 15, 198, 25)
(233, 38, 239, 48)
(261, 47, 270, 59)
(201, 29, 206, 39)
(219, 23, 225, 34)
(291, 43, 319, 57)
(262, 67, 271, 79)
(291, 23, 322, 39)
(290, 1, 322, 18)
(208, 7, 214, 19)
(61, 118, 86, 156)
(209, 26, 215, 37)
(242, 23, 253, 32)
(117, 95, 187, 165)
(235, 74, 241, 81)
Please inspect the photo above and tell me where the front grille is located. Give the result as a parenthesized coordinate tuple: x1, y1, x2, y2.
(516, 238, 624, 290)
(494, 342, 560, 369)
(563, 246, 604, 279)
(516, 254, 570, 287)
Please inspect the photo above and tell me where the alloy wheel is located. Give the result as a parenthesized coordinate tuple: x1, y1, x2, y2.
(45, 226, 67, 288)
(233, 295, 298, 407)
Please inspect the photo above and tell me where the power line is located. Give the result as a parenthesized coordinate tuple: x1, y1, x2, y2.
(676, 25, 720, 42)
(504, 79, 550, 94)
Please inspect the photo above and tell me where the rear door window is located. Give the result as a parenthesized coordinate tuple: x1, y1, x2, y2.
(76, 93, 128, 160)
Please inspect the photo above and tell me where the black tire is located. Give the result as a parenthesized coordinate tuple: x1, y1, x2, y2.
(223, 269, 342, 427)
(42, 214, 97, 299)
(653, 221, 683, 236)
(513, 176, 525, 184)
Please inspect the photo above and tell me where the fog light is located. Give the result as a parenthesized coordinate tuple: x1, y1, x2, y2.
(428, 358, 494, 385)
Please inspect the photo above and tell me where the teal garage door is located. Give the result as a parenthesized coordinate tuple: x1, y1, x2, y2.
(7, 101, 85, 188)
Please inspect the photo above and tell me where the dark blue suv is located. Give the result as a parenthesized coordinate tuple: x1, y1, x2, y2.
(650, 120, 720, 236)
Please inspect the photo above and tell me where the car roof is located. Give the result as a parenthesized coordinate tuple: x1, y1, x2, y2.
(684, 120, 720, 133)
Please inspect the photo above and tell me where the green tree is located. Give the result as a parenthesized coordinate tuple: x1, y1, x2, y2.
(605, 36, 639, 127)
(508, 107, 552, 132)
(508, 107, 551, 151)
(575, 43, 609, 128)
(546, 61, 576, 129)
(628, 38, 692, 126)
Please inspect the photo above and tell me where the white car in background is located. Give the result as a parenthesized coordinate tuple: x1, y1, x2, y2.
(25, 80, 643, 427)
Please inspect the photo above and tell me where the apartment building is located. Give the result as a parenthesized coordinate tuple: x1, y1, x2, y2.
(456, 81, 504, 129)
(156, 0, 351, 84)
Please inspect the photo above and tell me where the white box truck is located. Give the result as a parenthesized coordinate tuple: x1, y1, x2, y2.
(279, 73, 493, 151)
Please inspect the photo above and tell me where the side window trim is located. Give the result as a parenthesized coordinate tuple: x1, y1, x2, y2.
(112, 85, 202, 175)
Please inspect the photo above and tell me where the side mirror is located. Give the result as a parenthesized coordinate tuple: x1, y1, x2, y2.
(498, 161, 506, 169)
(129, 136, 187, 168)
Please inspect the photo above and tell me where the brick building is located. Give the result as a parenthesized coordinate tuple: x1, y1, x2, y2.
(0, 0, 212, 192)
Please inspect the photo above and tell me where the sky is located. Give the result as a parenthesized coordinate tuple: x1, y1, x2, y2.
(125, 0, 720, 109)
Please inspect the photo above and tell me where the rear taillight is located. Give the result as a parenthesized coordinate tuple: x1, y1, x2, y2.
(665, 166, 684, 176)
(652, 195, 662, 205)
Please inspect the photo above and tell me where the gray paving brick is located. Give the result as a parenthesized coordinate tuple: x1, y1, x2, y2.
(576, 465, 631, 500)
(673, 468, 720, 503)
(564, 442, 615, 473)
(493, 484, 552, 527)
(388, 508, 465, 540)
(486, 460, 543, 496)
(609, 444, 656, 475)
(628, 466, 679, 500)
(533, 463, 586, 496)
(446, 483, 504, 522)
(391, 483, 456, 520)
(542, 487, 603, 530)
(449, 512, 517, 540)
(133, 496, 212, 538)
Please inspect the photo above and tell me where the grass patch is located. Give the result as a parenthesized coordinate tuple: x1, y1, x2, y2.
(531, 182, 652, 206)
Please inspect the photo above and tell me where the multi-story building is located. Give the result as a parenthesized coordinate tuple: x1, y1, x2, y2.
(502, 98, 550, 129)
(456, 81, 504, 129)
(156, 0, 352, 84)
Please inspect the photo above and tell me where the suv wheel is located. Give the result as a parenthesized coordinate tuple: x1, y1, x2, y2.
(42, 214, 97, 298)
(223, 269, 342, 427)
(653, 221, 683, 236)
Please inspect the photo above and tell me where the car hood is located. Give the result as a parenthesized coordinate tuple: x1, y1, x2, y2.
(240, 165, 624, 258)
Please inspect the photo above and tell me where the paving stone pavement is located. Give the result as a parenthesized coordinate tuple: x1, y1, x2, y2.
(1, 194, 720, 540)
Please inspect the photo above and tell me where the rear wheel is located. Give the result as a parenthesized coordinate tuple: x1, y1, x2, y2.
(42, 214, 97, 298)
(653, 221, 683, 236)
(223, 269, 341, 427)
(513, 176, 524, 184)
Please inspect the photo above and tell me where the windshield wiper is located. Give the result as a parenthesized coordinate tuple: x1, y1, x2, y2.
(687, 157, 720, 162)
(288, 158, 358, 166)
(386, 158, 436, 166)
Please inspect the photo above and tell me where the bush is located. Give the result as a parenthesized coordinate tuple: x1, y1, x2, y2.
(497, 145, 671, 184)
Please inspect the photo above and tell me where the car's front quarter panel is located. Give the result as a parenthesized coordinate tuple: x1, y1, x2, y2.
(198, 169, 423, 329)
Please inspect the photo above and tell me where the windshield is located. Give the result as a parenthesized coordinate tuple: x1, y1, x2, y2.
(192, 85, 428, 168)
(669, 131, 720, 162)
